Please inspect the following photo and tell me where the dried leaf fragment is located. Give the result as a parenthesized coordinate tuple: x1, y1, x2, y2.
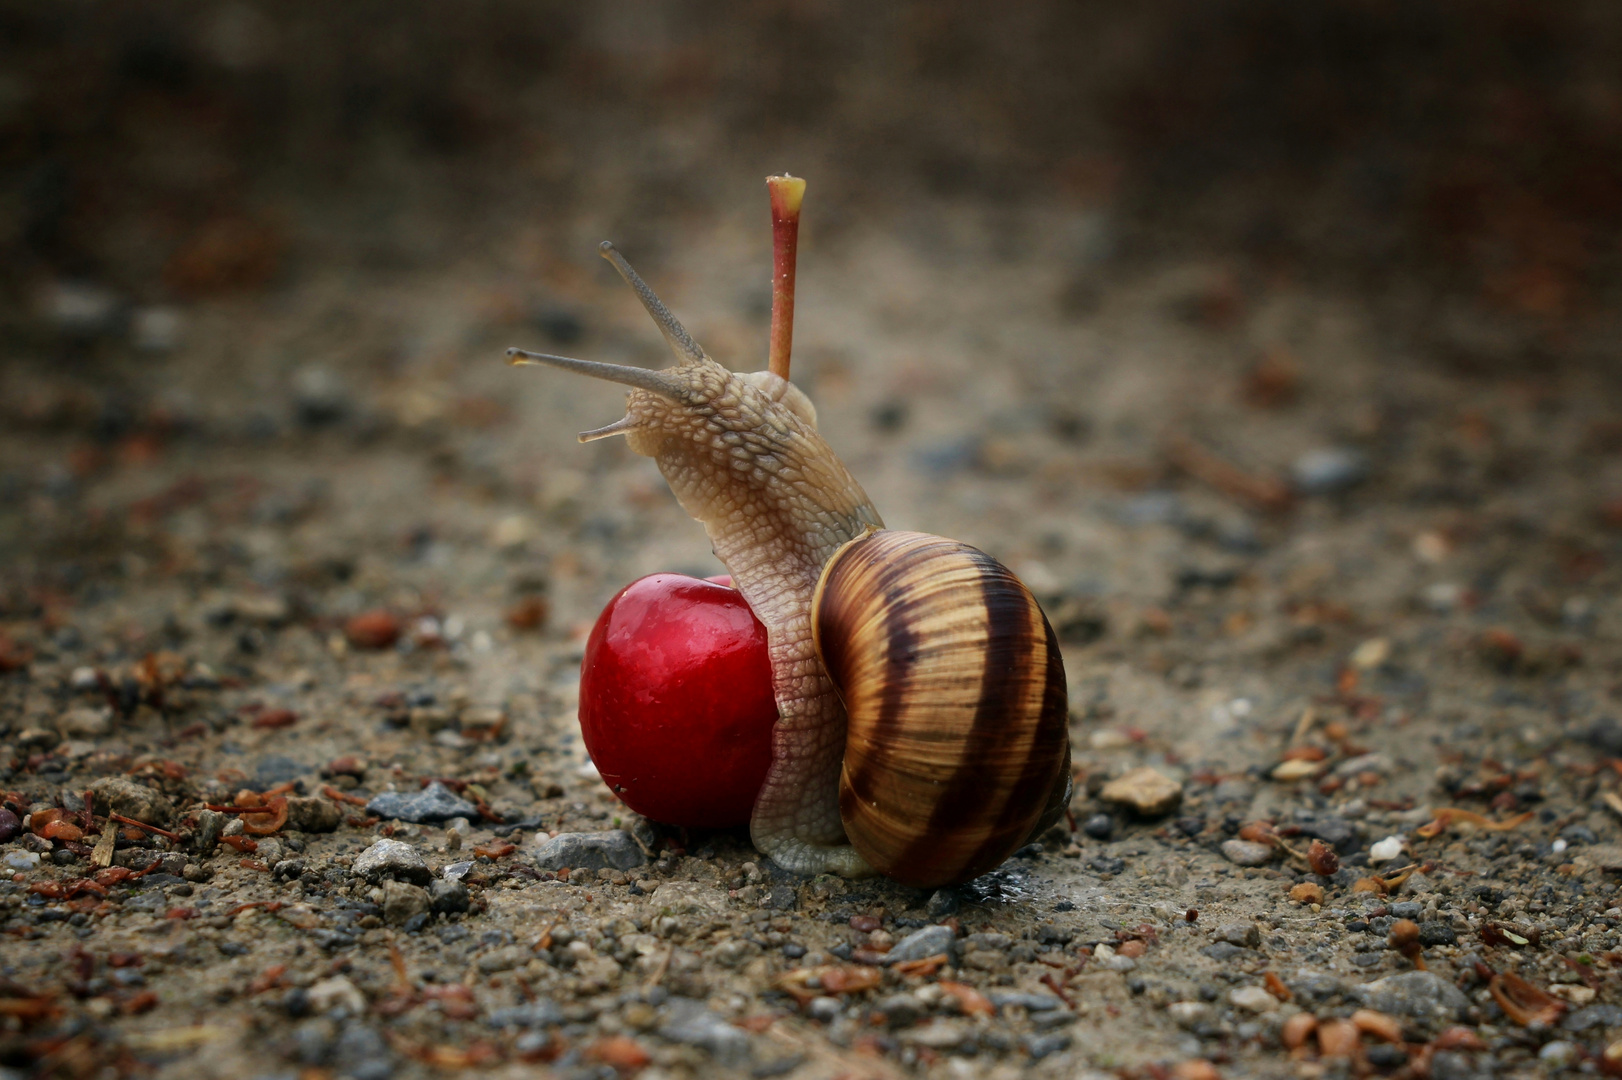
(1316, 1018, 1362, 1059)
(1351, 1009, 1403, 1043)
(1488, 971, 1564, 1027)
(1281, 1012, 1318, 1050)
(1414, 807, 1533, 839)
(937, 981, 995, 1017)
(772, 965, 881, 1005)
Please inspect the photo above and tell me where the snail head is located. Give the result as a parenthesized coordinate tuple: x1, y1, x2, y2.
(507, 241, 817, 458)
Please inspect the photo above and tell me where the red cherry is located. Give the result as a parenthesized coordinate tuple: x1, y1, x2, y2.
(579, 574, 778, 827)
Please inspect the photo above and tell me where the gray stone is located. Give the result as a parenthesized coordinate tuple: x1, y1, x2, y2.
(1220, 839, 1275, 866)
(1352, 971, 1469, 1025)
(989, 991, 1062, 1012)
(926, 888, 961, 918)
(806, 996, 841, 1023)
(352, 839, 432, 885)
(366, 782, 478, 825)
(1584, 844, 1622, 871)
(1296, 815, 1359, 852)
(273, 858, 307, 882)
(963, 932, 1011, 950)
(659, 998, 751, 1066)
(1587, 717, 1622, 757)
(89, 776, 173, 827)
(1286, 972, 1346, 1005)
(1199, 942, 1255, 962)
(1563, 1004, 1622, 1032)
(875, 993, 926, 1027)
(1230, 986, 1279, 1013)
(886, 925, 955, 964)
(332, 1022, 390, 1076)
(1429, 1050, 1488, 1080)
(1214, 921, 1261, 948)
(487, 1001, 565, 1028)
(1292, 447, 1369, 495)
(380, 880, 430, 925)
(1033, 1008, 1076, 1030)
(285, 797, 342, 833)
(294, 1017, 336, 1066)
(531, 830, 646, 872)
(56, 706, 111, 738)
(194, 809, 226, 853)
(429, 879, 470, 915)
(477, 946, 524, 974)
(1023, 1032, 1072, 1060)
(1418, 921, 1457, 946)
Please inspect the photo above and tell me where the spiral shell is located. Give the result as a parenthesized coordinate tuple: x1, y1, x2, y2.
(812, 530, 1071, 888)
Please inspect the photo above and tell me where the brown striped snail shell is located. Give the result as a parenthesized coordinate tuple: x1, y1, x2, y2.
(814, 530, 1072, 888)
(508, 175, 1073, 887)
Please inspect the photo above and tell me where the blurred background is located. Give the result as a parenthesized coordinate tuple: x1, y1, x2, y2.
(2, 0, 1620, 636)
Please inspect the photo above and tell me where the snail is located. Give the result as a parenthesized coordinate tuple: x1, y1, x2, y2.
(509, 176, 1071, 888)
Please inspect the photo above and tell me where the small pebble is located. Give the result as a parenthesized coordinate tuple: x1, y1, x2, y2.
(807, 996, 841, 1023)
(352, 838, 432, 885)
(886, 925, 955, 964)
(531, 830, 647, 872)
(1291, 446, 1368, 494)
(1220, 839, 1275, 867)
(366, 782, 480, 825)
(1230, 986, 1279, 1013)
(89, 776, 174, 827)
(1167, 1001, 1212, 1028)
(4, 850, 40, 871)
(1369, 835, 1405, 862)
(1214, 921, 1261, 947)
(1099, 767, 1183, 817)
(1023, 1032, 1072, 1059)
(1352, 971, 1469, 1023)
(658, 999, 751, 1065)
(1082, 813, 1114, 839)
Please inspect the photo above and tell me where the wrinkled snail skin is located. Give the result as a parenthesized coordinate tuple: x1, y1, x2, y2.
(618, 360, 884, 879)
(509, 240, 1071, 884)
(814, 531, 1072, 888)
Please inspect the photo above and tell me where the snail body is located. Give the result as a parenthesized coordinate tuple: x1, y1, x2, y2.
(510, 181, 1070, 887)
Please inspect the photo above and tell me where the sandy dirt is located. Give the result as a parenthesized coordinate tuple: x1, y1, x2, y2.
(3, 6, 1622, 1080)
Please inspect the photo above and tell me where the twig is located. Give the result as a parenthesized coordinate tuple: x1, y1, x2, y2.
(645, 944, 674, 991)
(110, 813, 181, 842)
(1166, 435, 1293, 512)
(1290, 706, 1317, 746)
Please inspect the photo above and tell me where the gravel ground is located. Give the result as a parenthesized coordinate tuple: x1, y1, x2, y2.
(5, 8, 1622, 1079)
(3, 202, 1621, 1080)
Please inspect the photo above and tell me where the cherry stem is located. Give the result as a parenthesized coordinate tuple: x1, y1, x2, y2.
(766, 174, 805, 381)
